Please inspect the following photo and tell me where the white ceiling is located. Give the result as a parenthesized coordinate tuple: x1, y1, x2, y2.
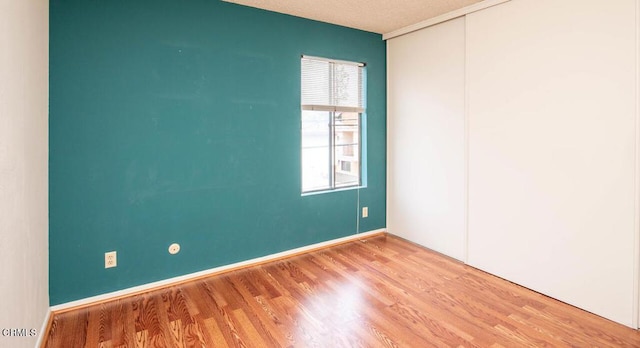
(223, 0, 484, 34)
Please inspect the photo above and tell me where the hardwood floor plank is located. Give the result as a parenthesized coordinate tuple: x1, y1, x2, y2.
(112, 301, 137, 347)
(99, 304, 113, 344)
(227, 276, 292, 347)
(386, 301, 477, 347)
(134, 329, 148, 348)
(198, 316, 226, 347)
(63, 309, 90, 348)
(231, 309, 269, 348)
(83, 307, 102, 348)
(43, 234, 640, 347)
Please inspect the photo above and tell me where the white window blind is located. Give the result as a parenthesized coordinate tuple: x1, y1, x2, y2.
(301, 56, 364, 113)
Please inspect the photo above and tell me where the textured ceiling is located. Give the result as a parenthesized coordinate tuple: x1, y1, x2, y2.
(223, 0, 484, 34)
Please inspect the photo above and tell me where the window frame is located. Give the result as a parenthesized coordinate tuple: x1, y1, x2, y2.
(300, 55, 365, 194)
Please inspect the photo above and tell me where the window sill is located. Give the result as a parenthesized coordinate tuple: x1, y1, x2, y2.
(301, 185, 366, 197)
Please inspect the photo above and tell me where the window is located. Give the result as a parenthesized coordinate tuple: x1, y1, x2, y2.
(301, 56, 365, 193)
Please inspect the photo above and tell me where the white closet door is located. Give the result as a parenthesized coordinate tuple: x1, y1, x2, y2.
(466, 0, 637, 326)
(387, 17, 466, 261)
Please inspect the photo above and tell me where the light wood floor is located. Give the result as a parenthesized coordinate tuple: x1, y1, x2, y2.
(43, 234, 640, 347)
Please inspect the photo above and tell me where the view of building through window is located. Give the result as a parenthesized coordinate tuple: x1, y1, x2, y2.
(333, 111, 360, 186)
(301, 111, 360, 192)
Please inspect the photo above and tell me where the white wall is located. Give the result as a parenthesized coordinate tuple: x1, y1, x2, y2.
(0, 0, 49, 347)
(387, 17, 466, 261)
(388, 0, 639, 327)
(466, 0, 637, 327)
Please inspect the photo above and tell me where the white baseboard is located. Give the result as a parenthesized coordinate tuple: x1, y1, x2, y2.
(50, 229, 386, 312)
(34, 308, 51, 348)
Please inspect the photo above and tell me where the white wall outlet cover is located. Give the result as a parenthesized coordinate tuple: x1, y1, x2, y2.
(362, 207, 369, 218)
(105, 251, 117, 268)
(168, 243, 180, 254)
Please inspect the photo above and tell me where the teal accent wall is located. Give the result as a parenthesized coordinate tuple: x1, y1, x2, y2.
(49, 0, 386, 305)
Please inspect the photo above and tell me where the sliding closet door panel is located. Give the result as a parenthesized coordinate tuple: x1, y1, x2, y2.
(387, 17, 466, 261)
(466, 0, 636, 326)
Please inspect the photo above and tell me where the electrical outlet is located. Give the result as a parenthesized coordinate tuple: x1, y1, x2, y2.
(105, 251, 117, 268)
(362, 207, 368, 218)
(168, 243, 180, 255)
